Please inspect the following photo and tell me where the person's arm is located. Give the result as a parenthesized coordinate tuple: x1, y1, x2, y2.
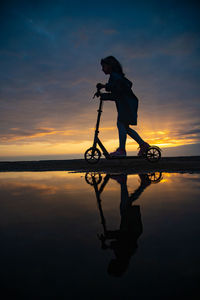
(100, 73, 124, 101)
(105, 73, 124, 93)
(100, 92, 116, 101)
(96, 83, 106, 90)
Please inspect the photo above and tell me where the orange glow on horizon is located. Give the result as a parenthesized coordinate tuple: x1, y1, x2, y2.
(0, 127, 199, 157)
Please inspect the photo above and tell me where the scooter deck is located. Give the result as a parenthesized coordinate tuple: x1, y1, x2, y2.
(106, 155, 143, 160)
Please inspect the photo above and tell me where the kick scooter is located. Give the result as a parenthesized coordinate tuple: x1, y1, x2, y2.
(84, 87, 161, 164)
(85, 172, 163, 248)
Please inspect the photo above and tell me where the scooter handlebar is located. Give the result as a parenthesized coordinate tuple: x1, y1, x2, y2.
(93, 87, 101, 99)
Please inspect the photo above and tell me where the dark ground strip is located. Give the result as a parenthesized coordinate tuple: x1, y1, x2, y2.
(0, 157, 200, 173)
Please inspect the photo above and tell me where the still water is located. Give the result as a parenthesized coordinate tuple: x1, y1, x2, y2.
(0, 171, 199, 299)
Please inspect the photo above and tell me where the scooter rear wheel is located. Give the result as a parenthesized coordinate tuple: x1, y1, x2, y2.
(84, 147, 101, 164)
(145, 146, 161, 163)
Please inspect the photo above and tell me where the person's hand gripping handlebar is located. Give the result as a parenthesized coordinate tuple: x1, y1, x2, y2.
(93, 83, 105, 99)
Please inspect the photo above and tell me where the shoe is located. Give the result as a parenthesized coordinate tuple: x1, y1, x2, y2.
(137, 142, 150, 157)
(110, 148, 126, 157)
(138, 174, 151, 187)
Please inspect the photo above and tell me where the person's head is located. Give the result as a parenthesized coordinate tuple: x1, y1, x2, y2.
(101, 56, 125, 76)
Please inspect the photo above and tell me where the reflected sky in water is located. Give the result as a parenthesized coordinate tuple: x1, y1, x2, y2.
(0, 171, 199, 299)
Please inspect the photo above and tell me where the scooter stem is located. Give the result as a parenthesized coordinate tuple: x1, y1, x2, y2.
(94, 99, 103, 139)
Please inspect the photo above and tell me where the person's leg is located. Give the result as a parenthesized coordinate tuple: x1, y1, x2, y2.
(117, 120, 127, 150)
(125, 125, 145, 145)
(125, 125, 150, 156)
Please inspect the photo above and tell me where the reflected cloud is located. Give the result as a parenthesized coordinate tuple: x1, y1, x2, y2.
(0, 171, 89, 196)
(3, 182, 59, 196)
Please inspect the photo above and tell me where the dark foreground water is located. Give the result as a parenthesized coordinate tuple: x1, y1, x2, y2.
(0, 171, 199, 300)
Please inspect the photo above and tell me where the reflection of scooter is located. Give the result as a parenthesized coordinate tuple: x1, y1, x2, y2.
(85, 172, 162, 276)
(85, 171, 162, 187)
(84, 87, 161, 164)
(85, 173, 162, 235)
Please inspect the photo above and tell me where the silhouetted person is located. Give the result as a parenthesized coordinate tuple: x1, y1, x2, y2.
(99, 174, 151, 277)
(97, 56, 150, 157)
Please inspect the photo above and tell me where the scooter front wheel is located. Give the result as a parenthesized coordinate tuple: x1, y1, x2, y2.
(145, 146, 161, 163)
(85, 172, 102, 185)
(84, 147, 101, 164)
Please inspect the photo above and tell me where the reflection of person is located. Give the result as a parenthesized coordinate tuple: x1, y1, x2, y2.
(99, 174, 151, 277)
(97, 56, 150, 157)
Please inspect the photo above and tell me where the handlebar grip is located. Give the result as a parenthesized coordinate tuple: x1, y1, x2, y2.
(93, 89, 101, 99)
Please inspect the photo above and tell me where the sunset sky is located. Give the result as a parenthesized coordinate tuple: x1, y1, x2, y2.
(0, 0, 200, 160)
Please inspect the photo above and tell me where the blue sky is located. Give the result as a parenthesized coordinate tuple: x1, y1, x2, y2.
(0, 0, 200, 160)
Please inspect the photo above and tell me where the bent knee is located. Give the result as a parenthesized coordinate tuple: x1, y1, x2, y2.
(124, 124, 130, 131)
(117, 120, 130, 131)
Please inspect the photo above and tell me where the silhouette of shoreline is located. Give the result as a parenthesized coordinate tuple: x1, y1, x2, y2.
(0, 156, 200, 173)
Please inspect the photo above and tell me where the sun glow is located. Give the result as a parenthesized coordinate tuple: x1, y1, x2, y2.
(0, 126, 199, 159)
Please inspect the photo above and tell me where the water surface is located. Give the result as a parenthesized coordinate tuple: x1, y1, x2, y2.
(0, 171, 199, 299)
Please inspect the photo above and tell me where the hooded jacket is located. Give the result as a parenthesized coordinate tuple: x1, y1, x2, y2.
(100, 72, 138, 125)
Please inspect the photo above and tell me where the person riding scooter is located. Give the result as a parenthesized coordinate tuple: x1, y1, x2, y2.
(96, 56, 150, 157)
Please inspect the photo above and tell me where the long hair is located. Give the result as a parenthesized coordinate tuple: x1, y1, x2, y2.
(101, 56, 125, 76)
